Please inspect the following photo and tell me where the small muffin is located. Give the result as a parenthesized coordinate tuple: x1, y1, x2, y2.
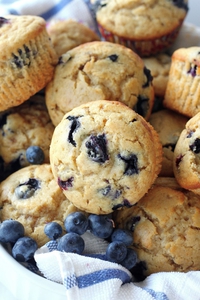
(46, 41, 154, 126)
(173, 112, 200, 195)
(93, 0, 188, 57)
(113, 177, 200, 276)
(164, 47, 200, 118)
(0, 15, 57, 111)
(0, 94, 54, 181)
(46, 19, 100, 58)
(50, 100, 162, 215)
(143, 53, 171, 98)
(149, 109, 188, 177)
(0, 164, 80, 247)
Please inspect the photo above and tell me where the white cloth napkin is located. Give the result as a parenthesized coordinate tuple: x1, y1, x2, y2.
(34, 232, 200, 300)
(1, 1, 200, 299)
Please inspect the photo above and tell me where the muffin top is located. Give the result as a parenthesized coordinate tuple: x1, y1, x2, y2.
(0, 15, 47, 59)
(95, 0, 188, 39)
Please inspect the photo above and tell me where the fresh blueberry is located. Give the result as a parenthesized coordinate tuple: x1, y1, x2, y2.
(44, 222, 63, 240)
(15, 178, 40, 199)
(118, 153, 138, 175)
(85, 134, 109, 163)
(0, 219, 24, 243)
(189, 138, 200, 153)
(121, 248, 137, 270)
(64, 212, 89, 235)
(106, 241, 127, 263)
(88, 214, 114, 239)
(111, 229, 133, 246)
(57, 232, 85, 254)
(26, 146, 45, 164)
(12, 236, 38, 262)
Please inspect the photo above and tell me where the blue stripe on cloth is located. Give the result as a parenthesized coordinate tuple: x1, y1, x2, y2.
(39, 0, 74, 20)
(143, 288, 169, 300)
(76, 268, 131, 289)
(64, 274, 78, 289)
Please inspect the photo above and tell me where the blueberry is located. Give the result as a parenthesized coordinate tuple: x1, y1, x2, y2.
(0, 219, 24, 243)
(15, 178, 40, 199)
(57, 232, 85, 254)
(58, 177, 74, 190)
(121, 248, 137, 270)
(118, 153, 138, 175)
(106, 241, 127, 263)
(172, 0, 188, 11)
(26, 146, 45, 164)
(64, 212, 89, 235)
(187, 65, 197, 77)
(112, 199, 132, 211)
(44, 222, 63, 240)
(134, 95, 149, 118)
(88, 214, 114, 239)
(126, 216, 141, 232)
(12, 236, 38, 262)
(176, 154, 184, 168)
(67, 116, 81, 147)
(98, 185, 122, 200)
(189, 138, 200, 154)
(111, 229, 133, 246)
(108, 54, 118, 62)
(85, 134, 109, 163)
(0, 17, 9, 27)
(143, 66, 153, 88)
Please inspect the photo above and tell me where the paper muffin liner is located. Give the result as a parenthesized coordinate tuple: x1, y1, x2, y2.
(98, 22, 183, 57)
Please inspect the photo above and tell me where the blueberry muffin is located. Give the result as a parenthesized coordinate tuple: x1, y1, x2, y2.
(0, 15, 57, 111)
(0, 94, 54, 182)
(164, 47, 200, 118)
(173, 112, 200, 195)
(47, 19, 100, 58)
(46, 41, 154, 126)
(149, 109, 188, 177)
(0, 164, 79, 247)
(113, 177, 200, 276)
(143, 53, 171, 98)
(93, 0, 188, 57)
(50, 100, 162, 215)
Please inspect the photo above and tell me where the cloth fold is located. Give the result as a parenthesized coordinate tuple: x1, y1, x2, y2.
(34, 233, 200, 300)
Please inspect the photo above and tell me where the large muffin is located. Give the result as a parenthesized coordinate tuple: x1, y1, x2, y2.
(164, 47, 200, 118)
(0, 164, 79, 247)
(46, 41, 154, 126)
(93, 0, 188, 57)
(0, 15, 57, 111)
(50, 100, 162, 214)
(113, 177, 200, 276)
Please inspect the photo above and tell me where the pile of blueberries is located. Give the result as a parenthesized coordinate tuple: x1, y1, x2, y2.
(0, 212, 140, 273)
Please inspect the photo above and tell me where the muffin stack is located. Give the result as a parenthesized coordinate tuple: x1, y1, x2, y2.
(2, 1, 200, 279)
